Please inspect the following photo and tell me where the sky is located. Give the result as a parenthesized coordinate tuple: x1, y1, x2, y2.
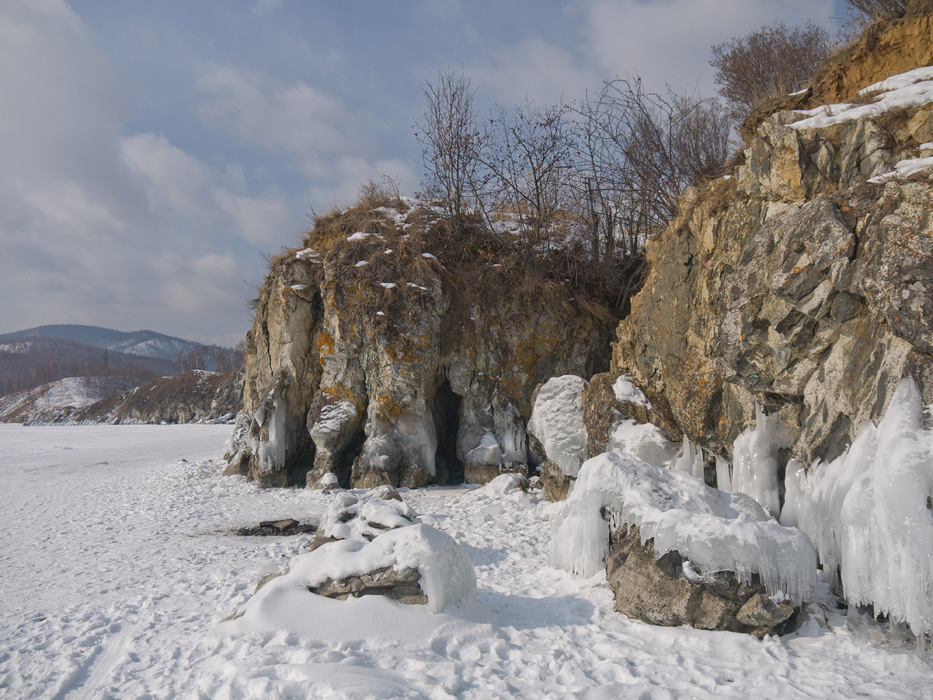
(0, 0, 845, 347)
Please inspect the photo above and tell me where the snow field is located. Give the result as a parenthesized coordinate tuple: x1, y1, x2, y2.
(0, 425, 931, 698)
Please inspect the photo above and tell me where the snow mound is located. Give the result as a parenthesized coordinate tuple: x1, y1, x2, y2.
(789, 65, 933, 130)
(612, 375, 651, 409)
(784, 377, 933, 636)
(606, 417, 681, 469)
(550, 451, 817, 604)
(527, 375, 588, 477)
(232, 524, 476, 617)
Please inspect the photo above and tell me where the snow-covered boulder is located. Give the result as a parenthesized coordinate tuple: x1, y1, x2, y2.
(551, 451, 817, 637)
(308, 490, 417, 551)
(231, 523, 476, 620)
(527, 375, 588, 500)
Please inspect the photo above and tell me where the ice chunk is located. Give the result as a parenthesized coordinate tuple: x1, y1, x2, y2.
(612, 375, 652, 410)
(607, 417, 680, 469)
(732, 403, 792, 517)
(550, 452, 817, 604)
(527, 375, 588, 477)
(716, 455, 732, 492)
(465, 430, 503, 466)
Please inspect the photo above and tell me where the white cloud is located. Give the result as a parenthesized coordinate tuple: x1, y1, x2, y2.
(468, 36, 594, 106)
(580, 0, 836, 96)
(0, 1, 291, 344)
(252, 0, 282, 18)
(195, 62, 362, 177)
(120, 132, 294, 247)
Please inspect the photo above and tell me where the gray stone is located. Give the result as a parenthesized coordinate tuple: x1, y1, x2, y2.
(607, 525, 797, 638)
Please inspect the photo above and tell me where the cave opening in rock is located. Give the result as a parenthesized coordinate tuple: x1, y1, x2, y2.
(433, 379, 464, 484)
(333, 427, 366, 489)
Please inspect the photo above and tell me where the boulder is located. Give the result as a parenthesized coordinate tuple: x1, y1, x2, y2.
(607, 525, 797, 638)
(309, 566, 427, 605)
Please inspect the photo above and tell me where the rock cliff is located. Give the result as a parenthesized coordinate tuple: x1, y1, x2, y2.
(226, 203, 621, 487)
(610, 22, 933, 491)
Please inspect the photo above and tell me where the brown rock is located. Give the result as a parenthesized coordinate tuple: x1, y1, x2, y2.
(607, 525, 798, 638)
(309, 566, 428, 606)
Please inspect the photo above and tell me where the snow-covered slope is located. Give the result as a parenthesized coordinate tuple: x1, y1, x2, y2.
(0, 376, 137, 423)
(1, 424, 930, 699)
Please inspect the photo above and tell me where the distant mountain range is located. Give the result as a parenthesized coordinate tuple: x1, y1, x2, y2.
(0, 324, 204, 363)
(0, 324, 242, 399)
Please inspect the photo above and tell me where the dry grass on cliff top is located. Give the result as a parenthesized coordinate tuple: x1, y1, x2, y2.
(741, 12, 933, 141)
(291, 193, 642, 334)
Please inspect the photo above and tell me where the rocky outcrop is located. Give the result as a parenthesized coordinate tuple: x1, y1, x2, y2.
(230, 205, 615, 488)
(607, 525, 796, 638)
(613, 57, 933, 486)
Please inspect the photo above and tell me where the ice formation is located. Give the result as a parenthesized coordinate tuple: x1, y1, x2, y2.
(606, 417, 681, 469)
(527, 375, 588, 477)
(671, 436, 706, 481)
(252, 388, 288, 476)
(550, 452, 817, 604)
(783, 378, 933, 636)
(731, 403, 792, 518)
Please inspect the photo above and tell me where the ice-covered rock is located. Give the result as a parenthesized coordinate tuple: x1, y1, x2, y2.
(551, 452, 817, 606)
(232, 204, 610, 488)
(527, 375, 588, 477)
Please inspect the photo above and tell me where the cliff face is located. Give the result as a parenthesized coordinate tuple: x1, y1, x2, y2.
(227, 206, 617, 488)
(612, 50, 933, 472)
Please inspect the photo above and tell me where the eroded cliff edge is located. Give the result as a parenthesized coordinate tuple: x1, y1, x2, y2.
(226, 204, 627, 488)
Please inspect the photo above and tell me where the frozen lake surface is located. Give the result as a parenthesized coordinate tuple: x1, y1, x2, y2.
(0, 424, 931, 699)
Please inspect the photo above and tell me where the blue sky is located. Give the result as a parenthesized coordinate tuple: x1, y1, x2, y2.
(0, 0, 843, 346)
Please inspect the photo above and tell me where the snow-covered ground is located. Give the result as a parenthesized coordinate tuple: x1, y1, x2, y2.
(1, 425, 931, 699)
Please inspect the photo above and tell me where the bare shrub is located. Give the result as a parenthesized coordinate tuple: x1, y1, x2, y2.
(843, 0, 910, 18)
(414, 71, 485, 233)
(482, 101, 574, 251)
(569, 78, 731, 261)
(710, 21, 834, 118)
